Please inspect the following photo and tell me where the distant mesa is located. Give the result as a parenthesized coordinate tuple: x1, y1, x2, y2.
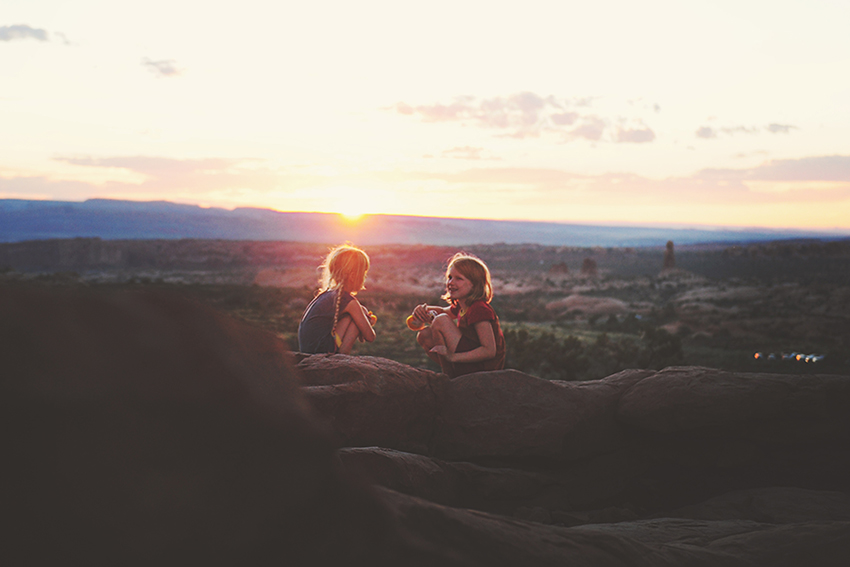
(663, 240, 676, 270)
(548, 261, 570, 275)
(580, 257, 598, 276)
(2, 198, 847, 247)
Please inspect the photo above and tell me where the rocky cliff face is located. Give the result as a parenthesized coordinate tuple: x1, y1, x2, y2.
(4, 286, 849, 565)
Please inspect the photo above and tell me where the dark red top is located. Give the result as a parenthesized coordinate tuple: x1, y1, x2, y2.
(448, 300, 506, 378)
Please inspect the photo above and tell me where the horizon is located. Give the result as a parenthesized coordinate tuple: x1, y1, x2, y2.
(7, 195, 850, 236)
(3, 1, 850, 230)
(4, 197, 849, 248)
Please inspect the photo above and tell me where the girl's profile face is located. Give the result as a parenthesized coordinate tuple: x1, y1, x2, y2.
(445, 266, 473, 302)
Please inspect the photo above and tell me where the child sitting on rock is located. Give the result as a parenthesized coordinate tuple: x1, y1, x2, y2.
(298, 244, 376, 354)
(410, 253, 505, 377)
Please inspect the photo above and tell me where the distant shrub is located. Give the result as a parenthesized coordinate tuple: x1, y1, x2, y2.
(505, 325, 683, 381)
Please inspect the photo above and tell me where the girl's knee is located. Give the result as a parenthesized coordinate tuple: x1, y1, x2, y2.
(416, 328, 433, 348)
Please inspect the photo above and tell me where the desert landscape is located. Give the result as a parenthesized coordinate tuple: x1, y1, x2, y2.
(2, 237, 848, 379)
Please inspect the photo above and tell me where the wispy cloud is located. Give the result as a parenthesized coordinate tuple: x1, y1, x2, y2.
(617, 126, 656, 144)
(747, 155, 850, 181)
(696, 122, 800, 139)
(766, 123, 797, 134)
(695, 126, 717, 139)
(0, 24, 49, 42)
(440, 146, 501, 161)
(393, 92, 656, 144)
(47, 155, 280, 195)
(411, 155, 850, 206)
(720, 126, 758, 135)
(142, 58, 184, 78)
(568, 116, 606, 141)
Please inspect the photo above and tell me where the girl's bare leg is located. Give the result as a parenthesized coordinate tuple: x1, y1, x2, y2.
(336, 304, 374, 354)
(335, 315, 360, 354)
(416, 327, 444, 364)
(417, 314, 462, 374)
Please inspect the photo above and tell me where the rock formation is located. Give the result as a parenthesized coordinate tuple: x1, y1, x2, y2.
(580, 257, 598, 276)
(548, 261, 569, 275)
(299, 355, 850, 564)
(663, 240, 676, 270)
(4, 285, 850, 565)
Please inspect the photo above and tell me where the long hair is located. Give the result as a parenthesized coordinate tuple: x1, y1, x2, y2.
(317, 244, 370, 342)
(441, 252, 493, 305)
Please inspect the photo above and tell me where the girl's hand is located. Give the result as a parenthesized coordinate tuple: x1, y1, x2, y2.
(413, 303, 431, 322)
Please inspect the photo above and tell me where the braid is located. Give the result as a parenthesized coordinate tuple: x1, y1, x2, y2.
(331, 283, 343, 348)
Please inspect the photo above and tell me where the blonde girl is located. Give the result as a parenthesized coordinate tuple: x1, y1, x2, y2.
(410, 253, 505, 377)
(298, 244, 376, 354)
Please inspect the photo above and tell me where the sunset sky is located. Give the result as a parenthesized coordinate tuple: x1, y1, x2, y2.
(3, 0, 850, 231)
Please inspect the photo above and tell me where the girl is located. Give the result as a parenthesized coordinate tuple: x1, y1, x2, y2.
(298, 244, 376, 354)
(410, 253, 505, 377)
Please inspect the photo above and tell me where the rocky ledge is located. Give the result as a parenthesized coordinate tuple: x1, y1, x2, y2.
(4, 286, 849, 565)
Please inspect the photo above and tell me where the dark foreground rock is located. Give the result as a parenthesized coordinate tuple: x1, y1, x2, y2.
(4, 285, 849, 565)
(1, 286, 404, 566)
(301, 353, 850, 564)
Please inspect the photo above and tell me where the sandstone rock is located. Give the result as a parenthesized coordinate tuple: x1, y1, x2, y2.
(431, 369, 653, 462)
(10, 287, 848, 565)
(581, 257, 598, 276)
(378, 487, 850, 566)
(549, 261, 569, 275)
(663, 487, 850, 524)
(1, 287, 399, 566)
(297, 354, 449, 454)
(663, 240, 676, 270)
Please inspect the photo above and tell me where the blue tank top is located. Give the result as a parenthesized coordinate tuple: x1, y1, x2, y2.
(297, 289, 354, 353)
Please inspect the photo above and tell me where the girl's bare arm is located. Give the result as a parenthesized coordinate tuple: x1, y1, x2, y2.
(344, 298, 376, 342)
(447, 321, 497, 363)
(412, 303, 450, 322)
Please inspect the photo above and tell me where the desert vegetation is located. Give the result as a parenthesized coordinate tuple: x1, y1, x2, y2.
(2, 237, 849, 379)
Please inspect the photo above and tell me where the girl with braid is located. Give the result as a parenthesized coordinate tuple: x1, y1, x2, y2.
(298, 244, 377, 354)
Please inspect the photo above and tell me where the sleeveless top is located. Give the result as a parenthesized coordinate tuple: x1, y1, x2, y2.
(297, 289, 354, 353)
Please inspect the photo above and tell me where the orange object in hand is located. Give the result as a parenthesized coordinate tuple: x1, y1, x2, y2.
(368, 311, 378, 325)
(406, 315, 426, 331)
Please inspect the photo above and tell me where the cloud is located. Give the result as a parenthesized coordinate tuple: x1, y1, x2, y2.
(696, 126, 717, 139)
(720, 126, 758, 135)
(617, 126, 656, 144)
(0, 24, 48, 42)
(766, 123, 797, 134)
(441, 146, 500, 161)
(142, 58, 184, 78)
(398, 92, 560, 138)
(57, 156, 236, 177)
(551, 112, 579, 126)
(697, 122, 799, 139)
(568, 117, 606, 141)
(410, 154, 850, 208)
(393, 93, 655, 144)
(47, 155, 285, 196)
(747, 155, 850, 182)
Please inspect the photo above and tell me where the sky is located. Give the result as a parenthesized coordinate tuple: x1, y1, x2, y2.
(3, 0, 850, 231)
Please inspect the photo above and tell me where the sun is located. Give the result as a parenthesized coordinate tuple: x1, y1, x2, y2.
(340, 210, 365, 221)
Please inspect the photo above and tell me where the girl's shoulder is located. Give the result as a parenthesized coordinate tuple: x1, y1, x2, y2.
(466, 300, 496, 321)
